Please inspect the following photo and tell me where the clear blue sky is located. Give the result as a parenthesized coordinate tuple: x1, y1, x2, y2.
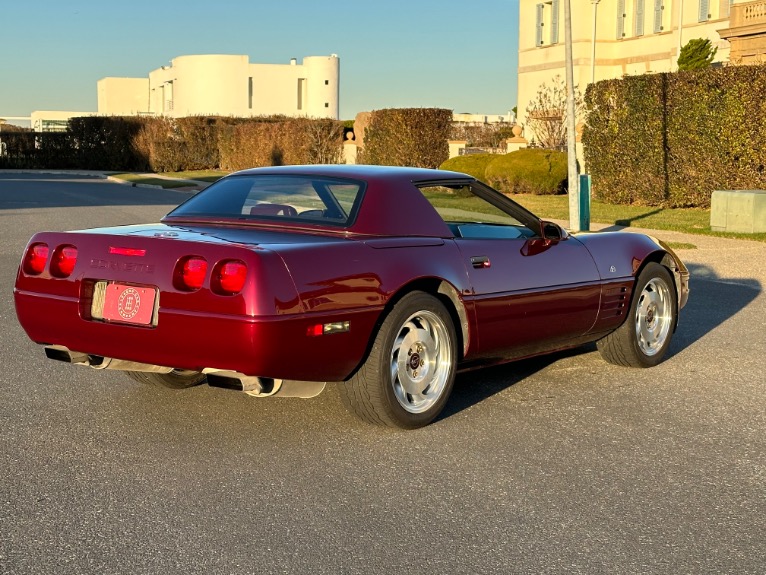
(0, 0, 519, 123)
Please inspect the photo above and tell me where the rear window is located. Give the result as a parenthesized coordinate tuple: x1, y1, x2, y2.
(166, 175, 365, 226)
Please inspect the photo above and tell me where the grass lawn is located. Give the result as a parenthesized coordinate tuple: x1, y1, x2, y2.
(511, 193, 766, 242)
(108, 173, 192, 188)
(109, 170, 228, 187)
(161, 170, 229, 183)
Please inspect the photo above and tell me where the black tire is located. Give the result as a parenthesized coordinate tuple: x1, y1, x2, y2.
(125, 369, 206, 389)
(339, 291, 457, 429)
(597, 262, 678, 368)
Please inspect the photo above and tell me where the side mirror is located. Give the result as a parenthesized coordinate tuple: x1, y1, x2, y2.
(540, 220, 569, 241)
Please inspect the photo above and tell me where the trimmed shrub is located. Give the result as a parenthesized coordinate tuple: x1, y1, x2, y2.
(484, 148, 568, 195)
(0, 132, 76, 169)
(68, 116, 147, 170)
(583, 64, 766, 208)
(3, 115, 344, 172)
(218, 117, 344, 171)
(361, 108, 451, 168)
(439, 154, 496, 180)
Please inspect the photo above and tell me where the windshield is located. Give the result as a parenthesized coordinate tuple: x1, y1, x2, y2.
(166, 174, 365, 226)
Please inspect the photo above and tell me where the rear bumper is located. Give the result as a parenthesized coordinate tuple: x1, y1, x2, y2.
(14, 289, 381, 382)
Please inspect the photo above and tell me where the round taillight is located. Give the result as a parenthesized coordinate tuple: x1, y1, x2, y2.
(176, 257, 207, 291)
(50, 245, 78, 278)
(24, 243, 50, 275)
(213, 260, 247, 295)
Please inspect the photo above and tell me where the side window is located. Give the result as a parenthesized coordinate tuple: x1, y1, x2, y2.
(417, 184, 534, 240)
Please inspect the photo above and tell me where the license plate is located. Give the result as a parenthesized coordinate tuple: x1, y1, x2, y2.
(98, 283, 158, 326)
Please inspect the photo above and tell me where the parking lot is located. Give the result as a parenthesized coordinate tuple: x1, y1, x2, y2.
(1, 173, 764, 574)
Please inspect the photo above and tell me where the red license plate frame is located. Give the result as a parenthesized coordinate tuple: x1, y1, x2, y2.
(100, 283, 157, 326)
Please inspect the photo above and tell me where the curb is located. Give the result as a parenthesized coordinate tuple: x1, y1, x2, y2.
(105, 175, 164, 189)
(0, 169, 108, 178)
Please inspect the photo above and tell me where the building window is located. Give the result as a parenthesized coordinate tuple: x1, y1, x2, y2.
(634, 0, 645, 36)
(653, 0, 665, 33)
(297, 78, 305, 111)
(324, 103, 329, 108)
(617, 0, 626, 38)
(535, 0, 559, 46)
(248, 77, 253, 109)
(698, 0, 710, 22)
(324, 80, 329, 85)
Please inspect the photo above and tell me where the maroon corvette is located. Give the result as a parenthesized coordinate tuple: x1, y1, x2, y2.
(14, 165, 689, 428)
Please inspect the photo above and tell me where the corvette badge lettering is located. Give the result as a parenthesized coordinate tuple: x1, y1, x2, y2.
(90, 259, 155, 273)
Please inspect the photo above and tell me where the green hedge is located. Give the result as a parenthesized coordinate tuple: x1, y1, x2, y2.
(439, 154, 496, 180)
(361, 108, 451, 168)
(0, 132, 77, 169)
(219, 117, 343, 171)
(0, 115, 344, 172)
(583, 64, 766, 208)
(439, 149, 567, 195)
(485, 148, 567, 195)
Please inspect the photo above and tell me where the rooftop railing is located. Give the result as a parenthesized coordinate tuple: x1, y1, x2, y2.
(729, 0, 766, 28)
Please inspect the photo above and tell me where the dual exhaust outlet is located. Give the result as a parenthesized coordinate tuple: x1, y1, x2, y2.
(44, 345, 326, 398)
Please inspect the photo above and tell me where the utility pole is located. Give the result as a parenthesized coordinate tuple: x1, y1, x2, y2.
(564, 0, 580, 230)
(591, 0, 600, 84)
(676, 0, 685, 69)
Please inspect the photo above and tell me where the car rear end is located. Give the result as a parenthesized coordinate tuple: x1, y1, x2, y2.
(14, 226, 374, 383)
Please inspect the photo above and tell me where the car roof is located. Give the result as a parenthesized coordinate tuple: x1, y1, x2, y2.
(232, 164, 471, 184)
(223, 165, 476, 237)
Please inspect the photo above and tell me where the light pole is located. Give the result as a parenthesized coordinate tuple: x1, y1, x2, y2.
(676, 0, 685, 69)
(591, 0, 600, 84)
(564, 0, 580, 230)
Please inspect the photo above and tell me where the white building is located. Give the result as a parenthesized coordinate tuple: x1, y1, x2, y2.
(29, 110, 96, 132)
(516, 0, 750, 130)
(98, 54, 340, 120)
(453, 112, 516, 125)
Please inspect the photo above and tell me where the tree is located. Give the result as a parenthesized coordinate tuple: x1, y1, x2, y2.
(304, 119, 344, 164)
(524, 75, 583, 150)
(678, 38, 717, 71)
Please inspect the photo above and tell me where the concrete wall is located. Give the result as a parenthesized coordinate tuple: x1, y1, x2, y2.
(250, 55, 339, 118)
(97, 77, 150, 115)
(161, 54, 250, 117)
(250, 62, 303, 116)
(302, 55, 340, 119)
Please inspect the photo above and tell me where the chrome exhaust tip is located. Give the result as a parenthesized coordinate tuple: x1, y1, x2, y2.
(43, 345, 173, 373)
(204, 369, 326, 398)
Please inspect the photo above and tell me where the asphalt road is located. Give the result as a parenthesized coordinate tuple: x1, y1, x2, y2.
(1, 173, 764, 574)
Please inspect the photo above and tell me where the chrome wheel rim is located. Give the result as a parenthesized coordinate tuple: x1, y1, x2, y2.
(635, 277, 673, 357)
(390, 310, 452, 414)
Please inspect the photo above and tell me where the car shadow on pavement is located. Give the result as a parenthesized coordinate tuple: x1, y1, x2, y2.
(440, 261, 761, 422)
(672, 262, 761, 351)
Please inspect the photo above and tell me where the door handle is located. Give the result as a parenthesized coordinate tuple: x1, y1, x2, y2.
(470, 256, 491, 269)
